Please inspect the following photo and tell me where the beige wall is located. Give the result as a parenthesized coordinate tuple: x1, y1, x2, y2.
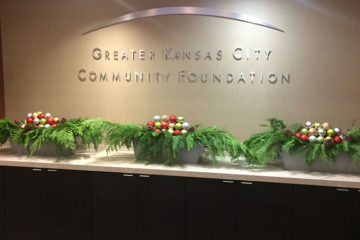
(1, 0, 360, 140)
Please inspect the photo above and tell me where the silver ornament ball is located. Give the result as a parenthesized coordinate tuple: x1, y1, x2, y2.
(305, 121, 312, 127)
(318, 128, 325, 135)
(182, 122, 190, 129)
(153, 115, 161, 122)
(309, 136, 317, 142)
(334, 128, 341, 135)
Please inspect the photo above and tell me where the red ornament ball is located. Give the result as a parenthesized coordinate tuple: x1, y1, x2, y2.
(300, 134, 309, 142)
(161, 121, 169, 129)
(38, 114, 45, 119)
(27, 117, 34, 124)
(155, 129, 161, 133)
(174, 129, 181, 135)
(52, 124, 57, 127)
(46, 117, 54, 125)
(295, 133, 301, 138)
(34, 124, 39, 128)
(147, 121, 155, 127)
(169, 116, 177, 123)
(334, 136, 342, 144)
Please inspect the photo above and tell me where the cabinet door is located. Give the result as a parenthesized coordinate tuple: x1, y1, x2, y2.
(46, 169, 91, 240)
(0, 167, 4, 239)
(237, 181, 292, 240)
(350, 189, 360, 239)
(137, 175, 186, 240)
(292, 184, 351, 240)
(187, 178, 237, 240)
(4, 167, 47, 240)
(92, 172, 137, 240)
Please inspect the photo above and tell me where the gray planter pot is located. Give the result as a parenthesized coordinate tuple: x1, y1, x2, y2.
(134, 142, 203, 164)
(10, 141, 73, 157)
(283, 152, 360, 174)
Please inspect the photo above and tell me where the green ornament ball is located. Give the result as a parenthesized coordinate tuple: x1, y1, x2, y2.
(177, 117, 184, 123)
(154, 122, 162, 129)
(327, 128, 336, 137)
(300, 128, 309, 135)
(40, 118, 46, 124)
(175, 123, 182, 130)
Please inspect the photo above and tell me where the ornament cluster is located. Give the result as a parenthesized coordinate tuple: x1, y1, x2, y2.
(147, 115, 194, 135)
(294, 121, 351, 147)
(20, 111, 61, 129)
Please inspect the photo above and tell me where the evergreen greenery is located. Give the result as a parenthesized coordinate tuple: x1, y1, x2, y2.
(245, 118, 360, 166)
(0, 118, 21, 145)
(106, 124, 246, 165)
(0, 118, 112, 160)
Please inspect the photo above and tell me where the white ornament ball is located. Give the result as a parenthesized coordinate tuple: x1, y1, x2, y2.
(305, 121, 312, 127)
(39, 124, 45, 128)
(153, 115, 161, 122)
(33, 112, 39, 118)
(161, 129, 166, 132)
(182, 122, 190, 129)
(309, 136, 317, 142)
(181, 129, 187, 135)
(334, 128, 341, 135)
(20, 124, 26, 129)
(45, 124, 51, 128)
(27, 113, 32, 118)
(340, 135, 345, 140)
(318, 128, 325, 135)
(33, 118, 40, 123)
(45, 113, 51, 118)
(168, 129, 174, 134)
(169, 123, 175, 129)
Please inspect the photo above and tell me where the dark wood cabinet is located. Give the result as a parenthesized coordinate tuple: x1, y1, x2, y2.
(237, 181, 292, 240)
(1, 165, 360, 240)
(0, 167, 4, 239)
(46, 169, 91, 240)
(3, 167, 91, 240)
(4, 167, 47, 240)
(92, 172, 137, 240)
(186, 178, 237, 240)
(137, 175, 186, 240)
(292, 184, 352, 240)
(351, 189, 360, 239)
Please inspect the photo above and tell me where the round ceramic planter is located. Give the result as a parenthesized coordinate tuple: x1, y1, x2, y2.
(283, 152, 360, 174)
(133, 142, 203, 164)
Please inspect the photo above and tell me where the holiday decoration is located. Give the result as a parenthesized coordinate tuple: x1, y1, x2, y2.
(154, 122, 162, 129)
(245, 118, 360, 169)
(309, 136, 317, 142)
(145, 115, 195, 136)
(161, 115, 169, 122)
(322, 122, 331, 130)
(105, 115, 246, 165)
(1, 114, 111, 160)
(154, 115, 161, 122)
(169, 116, 177, 123)
(294, 120, 347, 146)
(19, 111, 61, 130)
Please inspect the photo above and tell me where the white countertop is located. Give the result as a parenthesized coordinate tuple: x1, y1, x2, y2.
(1, 146, 360, 189)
